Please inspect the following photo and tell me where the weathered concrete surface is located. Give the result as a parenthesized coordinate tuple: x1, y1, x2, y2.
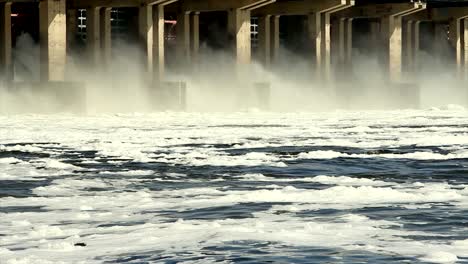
(380, 2, 425, 82)
(338, 18, 353, 67)
(69, 0, 170, 8)
(100, 7, 112, 67)
(139, 5, 153, 75)
(0, 2, 12, 82)
(306, 0, 354, 81)
(176, 11, 191, 66)
(254, 0, 353, 16)
(40, 0, 67, 82)
(139, 2, 173, 82)
(423, 7, 468, 79)
(257, 15, 271, 66)
(228, 8, 251, 65)
(182, 0, 275, 12)
(405, 20, 421, 74)
(256, 14, 279, 67)
(270, 15, 280, 64)
(308, 13, 321, 77)
(87, 7, 101, 67)
(449, 18, 464, 78)
(446, 8, 468, 78)
(465, 18, 468, 78)
(190, 12, 200, 65)
(174, 0, 274, 72)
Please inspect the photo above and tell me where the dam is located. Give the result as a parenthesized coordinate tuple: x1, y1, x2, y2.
(0, 0, 468, 110)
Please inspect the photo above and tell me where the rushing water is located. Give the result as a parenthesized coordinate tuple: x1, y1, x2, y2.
(1, 109, 468, 264)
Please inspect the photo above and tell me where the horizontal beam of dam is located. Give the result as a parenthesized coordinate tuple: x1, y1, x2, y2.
(0, 0, 468, 93)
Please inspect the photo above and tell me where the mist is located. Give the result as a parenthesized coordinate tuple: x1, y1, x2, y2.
(0, 20, 466, 114)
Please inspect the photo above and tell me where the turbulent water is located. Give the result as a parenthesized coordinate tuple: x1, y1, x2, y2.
(1, 109, 468, 264)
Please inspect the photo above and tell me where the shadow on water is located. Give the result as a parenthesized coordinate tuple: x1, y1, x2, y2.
(104, 242, 422, 264)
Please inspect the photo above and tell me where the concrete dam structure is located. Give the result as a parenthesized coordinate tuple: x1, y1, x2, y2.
(0, 0, 468, 111)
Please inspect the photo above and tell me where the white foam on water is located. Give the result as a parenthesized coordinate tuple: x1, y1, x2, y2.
(0, 157, 22, 164)
(239, 174, 392, 186)
(1, 181, 468, 263)
(1, 111, 468, 263)
(295, 150, 468, 160)
(0, 145, 43, 153)
(420, 252, 459, 263)
(0, 159, 69, 181)
(99, 170, 155, 176)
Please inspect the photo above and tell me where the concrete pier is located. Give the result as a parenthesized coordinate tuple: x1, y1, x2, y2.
(257, 15, 271, 66)
(182, 0, 274, 72)
(270, 15, 280, 65)
(321, 1, 355, 81)
(86, 7, 101, 67)
(100, 7, 112, 67)
(176, 11, 191, 66)
(306, 0, 355, 81)
(39, 0, 67, 81)
(381, 3, 425, 82)
(465, 19, 468, 77)
(337, 2, 425, 82)
(254, 0, 354, 80)
(139, 2, 171, 82)
(338, 18, 353, 68)
(190, 12, 199, 66)
(0, 2, 12, 82)
(228, 8, 252, 66)
(405, 20, 421, 74)
(449, 18, 463, 77)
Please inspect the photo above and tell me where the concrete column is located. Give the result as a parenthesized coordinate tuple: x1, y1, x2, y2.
(86, 7, 101, 68)
(0, 2, 12, 82)
(413, 21, 421, 72)
(100, 7, 112, 67)
(405, 20, 420, 74)
(139, 5, 153, 74)
(190, 12, 200, 65)
(465, 19, 468, 78)
(308, 13, 321, 79)
(228, 8, 251, 65)
(449, 18, 463, 78)
(39, 0, 67, 82)
(257, 15, 271, 66)
(153, 5, 165, 82)
(139, 5, 165, 82)
(338, 18, 352, 66)
(270, 15, 279, 64)
(338, 18, 346, 65)
(382, 15, 404, 82)
(321, 12, 331, 81)
(345, 18, 353, 64)
(66, 9, 77, 52)
(331, 18, 340, 65)
(176, 11, 191, 66)
(336, 17, 352, 76)
(405, 20, 414, 72)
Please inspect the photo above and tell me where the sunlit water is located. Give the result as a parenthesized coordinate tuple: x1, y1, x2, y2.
(1, 108, 468, 264)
